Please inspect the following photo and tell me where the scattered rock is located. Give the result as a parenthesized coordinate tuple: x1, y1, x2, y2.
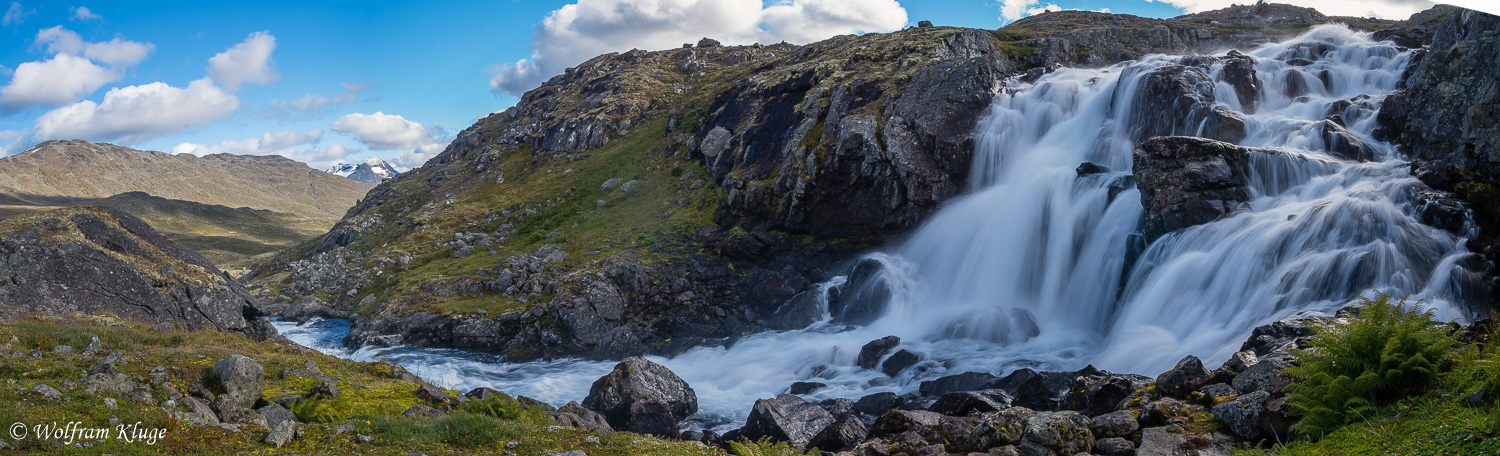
(264, 420, 296, 448)
(1089, 410, 1139, 439)
(211, 355, 264, 411)
(881, 349, 922, 377)
(742, 394, 836, 449)
(789, 381, 826, 395)
(33, 384, 66, 402)
(1019, 411, 1093, 456)
(1212, 390, 1270, 440)
(1156, 355, 1213, 398)
(257, 404, 298, 430)
(402, 405, 445, 418)
(809, 415, 869, 452)
(310, 379, 339, 399)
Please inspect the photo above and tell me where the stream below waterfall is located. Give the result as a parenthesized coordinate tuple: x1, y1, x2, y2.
(274, 24, 1486, 432)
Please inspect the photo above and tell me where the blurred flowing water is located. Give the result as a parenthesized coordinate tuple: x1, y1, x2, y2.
(274, 25, 1484, 431)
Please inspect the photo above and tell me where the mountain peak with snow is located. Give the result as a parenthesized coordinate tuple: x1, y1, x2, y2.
(326, 157, 398, 183)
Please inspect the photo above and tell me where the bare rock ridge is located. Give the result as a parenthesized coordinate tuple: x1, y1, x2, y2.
(253, 3, 1418, 361)
(0, 206, 276, 339)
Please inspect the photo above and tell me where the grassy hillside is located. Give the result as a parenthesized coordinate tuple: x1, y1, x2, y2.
(0, 315, 721, 455)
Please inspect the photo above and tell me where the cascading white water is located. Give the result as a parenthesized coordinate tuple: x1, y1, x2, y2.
(274, 24, 1484, 431)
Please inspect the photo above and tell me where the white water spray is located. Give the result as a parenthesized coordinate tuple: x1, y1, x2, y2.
(275, 25, 1483, 430)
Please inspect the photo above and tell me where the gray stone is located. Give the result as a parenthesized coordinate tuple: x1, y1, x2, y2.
(402, 405, 445, 418)
(1089, 410, 1139, 439)
(33, 384, 66, 403)
(211, 355, 264, 411)
(582, 357, 697, 431)
(1020, 411, 1093, 456)
(257, 404, 298, 429)
(1211, 390, 1270, 440)
(742, 394, 836, 448)
(1155, 355, 1212, 398)
(264, 419, 296, 448)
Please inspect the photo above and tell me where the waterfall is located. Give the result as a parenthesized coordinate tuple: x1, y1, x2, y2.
(273, 24, 1485, 431)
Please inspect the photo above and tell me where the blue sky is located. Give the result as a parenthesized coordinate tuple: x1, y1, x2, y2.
(0, 0, 1453, 170)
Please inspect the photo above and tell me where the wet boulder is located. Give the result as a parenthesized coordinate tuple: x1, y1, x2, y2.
(553, 401, 613, 432)
(1222, 50, 1260, 112)
(1130, 65, 1246, 143)
(1067, 371, 1152, 416)
(1156, 355, 1213, 398)
(929, 389, 1013, 416)
(920, 371, 1001, 397)
(742, 394, 836, 448)
(789, 381, 826, 395)
(829, 259, 893, 325)
(766, 291, 825, 330)
(1134, 136, 1255, 242)
(854, 392, 908, 423)
(857, 335, 901, 369)
(582, 357, 698, 433)
(1315, 117, 1377, 162)
(881, 349, 923, 377)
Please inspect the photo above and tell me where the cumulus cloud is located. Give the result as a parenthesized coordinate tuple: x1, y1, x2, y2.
(171, 128, 354, 168)
(2, 2, 34, 26)
(999, 0, 1119, 23)
(170, 128, 322, 156)
(36, 26, 154, 67)
(1143, 0, 1435, 20)
(32, 78, 240, 144)
(0, 27, 155, 112)
(0, 130, 17, 142)
(393, 141, 448, 171)
(332, 111, 435, 150)
(207, 31, 280, 91)
(69, 6, 99, 22)
(269, 82, 372, 115)
(0, 55, 114, 111)
(488, 0, 907, 96)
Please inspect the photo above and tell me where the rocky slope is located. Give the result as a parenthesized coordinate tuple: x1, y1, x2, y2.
(1377, 7, 1500, 301)
(0, 206, 275, 339)
(249, 4, 1409, 361)
(325, 157, 399, 184)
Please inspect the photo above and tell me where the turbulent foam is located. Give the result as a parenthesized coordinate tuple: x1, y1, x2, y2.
(274, 25, 1483, 431)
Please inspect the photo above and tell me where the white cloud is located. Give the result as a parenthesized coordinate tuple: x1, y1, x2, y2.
(33, 78, 240, 144)
(332, 111, 434, 150)
(171, 128, 323, 156)
(1143, 0, 1436, 20)
(206, 30, 280, 91)
(0, 54, 115, 112)
(69, 6, 99, 22)
(171, 128, 354, 168)
(36, 26, 154, 67)
(488, 0, 907, 96)
(269, 82, 371, 114)
(0, 130, 17, 142)
(2, 2, 34, 26)
(393, 141, 448, 171)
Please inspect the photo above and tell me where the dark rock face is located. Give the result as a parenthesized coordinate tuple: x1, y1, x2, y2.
(857, 335, 902, 370)
(1377, 8, 1500, 303)
(1222, 50, 1260, 112)
(742, 394, 837, 448)
(1128, 65, 1246, 143)
(920, 371, 1001, 397)
(929, 390, 1013, 417)
(1134, 136, 1256, 242)
(0, 207, 275, 339)
(1315, 117, 1377, 161)
(699, 30, 1013, 239)
(1212, 390, 1271, 439)
(881, 349, 923, 377)
(582, 357, 697, 434)
(830, 258, 894, 325)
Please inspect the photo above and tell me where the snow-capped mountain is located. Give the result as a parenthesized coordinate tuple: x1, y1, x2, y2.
(325, 157, 398, 183)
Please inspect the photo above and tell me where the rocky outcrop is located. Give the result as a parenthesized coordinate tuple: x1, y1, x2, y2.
(699, 29, 1012, 238)
(1377, 7, 1500, 304)
(1134, 137, 1257, 242)
(0, 207, 275, 339)
(581, 357, 697, 436)
(1128, 65, 1246, 143)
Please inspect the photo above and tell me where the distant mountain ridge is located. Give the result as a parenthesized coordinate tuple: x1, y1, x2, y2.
(0, 140, 375, 267)
(325, 157, 399, 183)
(0, 140, 373, 221)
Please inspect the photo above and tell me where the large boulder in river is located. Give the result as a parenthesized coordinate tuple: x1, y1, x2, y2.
(0, 207, 275, 339)
(1134, 136, 1255, 242)
(582, 357, 697, 434)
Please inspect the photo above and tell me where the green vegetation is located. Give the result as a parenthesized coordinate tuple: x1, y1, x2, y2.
(1284, 294, 1451, 440)
(727, 437, 814, 456)
(1240, 294, 1500, 455)
(0, 314, 723, 455)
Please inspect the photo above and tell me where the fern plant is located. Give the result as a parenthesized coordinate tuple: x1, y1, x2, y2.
(288, 397, 340, 423)
(1285, 293, 1452, 440)
(728, 437, 815, 456)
